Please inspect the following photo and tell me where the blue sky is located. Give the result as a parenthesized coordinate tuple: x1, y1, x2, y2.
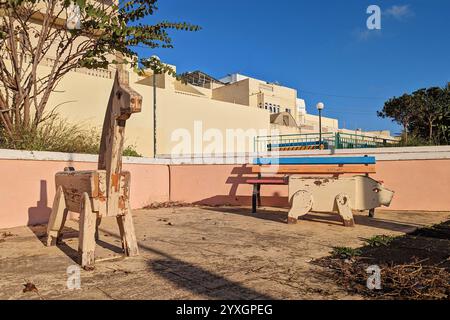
(136, 0, 450, 134)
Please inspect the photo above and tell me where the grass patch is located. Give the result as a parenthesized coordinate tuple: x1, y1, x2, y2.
(364, 235, 396, 247)
(331, 247, 362, 259)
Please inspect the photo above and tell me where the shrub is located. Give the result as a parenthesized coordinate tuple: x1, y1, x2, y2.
(398, 134, 435, 147)
(0, 117, 100, 154)
(0, 116, 143, 156)
(122, 145, 142, 157)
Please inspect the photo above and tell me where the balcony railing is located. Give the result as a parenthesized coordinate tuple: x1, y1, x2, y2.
(254, 132, 400, 152)
(1, 52, 113, 79)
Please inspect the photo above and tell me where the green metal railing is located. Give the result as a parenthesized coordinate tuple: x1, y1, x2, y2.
(254, 132, 399, 152)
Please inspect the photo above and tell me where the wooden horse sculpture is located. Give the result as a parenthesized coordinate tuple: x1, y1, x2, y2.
(46, 69, 142, 268)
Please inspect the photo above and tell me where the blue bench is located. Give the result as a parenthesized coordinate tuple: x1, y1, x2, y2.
(247, 156, 377, 216)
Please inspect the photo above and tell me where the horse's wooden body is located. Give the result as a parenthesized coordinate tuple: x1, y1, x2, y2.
(46, 69, 142, 267)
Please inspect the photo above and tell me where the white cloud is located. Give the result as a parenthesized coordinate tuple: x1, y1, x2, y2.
(353, 28, 382, 41)
(384, 5, 414, 20)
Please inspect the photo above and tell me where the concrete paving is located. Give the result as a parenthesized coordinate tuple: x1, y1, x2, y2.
(0, 206, 448, 300)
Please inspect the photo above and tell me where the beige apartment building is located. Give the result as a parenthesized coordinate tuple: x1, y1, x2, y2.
(47, 66, 396, 157)
(3, 54, 394, 157)
(1, 1, 395, 157)
(46, 66, 345, 157)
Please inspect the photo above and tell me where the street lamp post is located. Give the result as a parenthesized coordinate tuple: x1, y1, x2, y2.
(151, 55, 160, 158)
(316, 102, 324, 149)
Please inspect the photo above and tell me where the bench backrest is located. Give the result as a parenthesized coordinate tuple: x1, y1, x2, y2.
(252, 156, 376, 174)
(253, 156, 375, 165)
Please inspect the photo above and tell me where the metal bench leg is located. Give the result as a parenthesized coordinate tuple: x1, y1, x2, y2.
(257, 184, 261, 207)
(252, 184, 258, 213)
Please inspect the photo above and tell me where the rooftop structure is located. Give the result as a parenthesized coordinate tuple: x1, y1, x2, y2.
(181, 71, 225, 89)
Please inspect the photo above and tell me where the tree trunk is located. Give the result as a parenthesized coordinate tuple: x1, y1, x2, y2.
(403, 122, 408, 144)
(429, 121, 433, 143)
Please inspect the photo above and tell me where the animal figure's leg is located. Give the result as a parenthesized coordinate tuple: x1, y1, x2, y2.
(78, 193, 96, 268)
(335, 193, 355, 227)
(116, 206, 139, 257)
(287, 190, 313, 224)
(46, 186, 68, 246)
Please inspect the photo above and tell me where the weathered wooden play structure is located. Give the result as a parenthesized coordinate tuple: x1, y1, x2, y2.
(248, 156, 394, 226)
(46, 69, 141, 267)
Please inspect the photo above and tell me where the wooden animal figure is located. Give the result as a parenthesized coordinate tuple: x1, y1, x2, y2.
(46, 69, 142, 268)
(288, 175, 394, 226)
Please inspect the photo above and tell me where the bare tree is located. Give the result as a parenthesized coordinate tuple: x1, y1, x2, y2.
(0, 0, 199, 142)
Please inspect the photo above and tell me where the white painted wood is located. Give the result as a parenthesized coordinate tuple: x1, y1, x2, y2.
(117, 207, 139, 257)
(46, 186, 68, 246)
(78, 192, 96, 268)
(335, 193, 355, 227)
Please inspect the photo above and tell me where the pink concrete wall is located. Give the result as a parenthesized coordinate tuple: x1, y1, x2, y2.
(373, 160, 450, 211)
(169, 160, 450, 212)
(0, 159, 169, 229)
(169, 164, 288, 207)
(1, 157, 449, 229)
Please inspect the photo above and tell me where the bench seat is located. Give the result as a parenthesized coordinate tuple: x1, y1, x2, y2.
(246, 178, 287, 185)
(252, 164, 376, 174)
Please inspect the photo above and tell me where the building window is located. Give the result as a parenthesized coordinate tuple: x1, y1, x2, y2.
(264, 103, 268, 110)
(286, 108, 291, 114)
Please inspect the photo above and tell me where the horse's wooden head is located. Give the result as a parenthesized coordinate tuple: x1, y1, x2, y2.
(98, 69, 143, 172)
(113, 70, 142, 121)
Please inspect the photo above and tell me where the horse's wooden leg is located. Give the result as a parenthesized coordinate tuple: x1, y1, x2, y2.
(78, 193, 96, 268)
(116, 206, 139, 257)
(46, 186, 68, 246)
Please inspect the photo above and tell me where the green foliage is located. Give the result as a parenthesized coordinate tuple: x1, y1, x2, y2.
(331, 246, 362, 259)
(0, 117, 100, 154)
(66, 0, 201, 74)
(378, 83, 450, 145)
(398, 134, 433, 147)
(122, 145, 142, 157)
(0, 116, 143, 156)
(364, 235, 396, 247)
